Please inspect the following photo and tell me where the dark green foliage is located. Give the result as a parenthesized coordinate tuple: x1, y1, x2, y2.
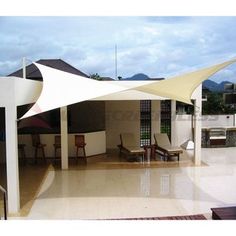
(90, 73, 102, 81)
(202, 92, 236, 115)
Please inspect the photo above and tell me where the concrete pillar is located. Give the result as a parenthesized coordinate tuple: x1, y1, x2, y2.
(193, 87, 202, 166)
(60, 106, 68, 169)
(5, 106, 20, 214)
(171, 100, 177, 146)
(151, 100, 161, 144)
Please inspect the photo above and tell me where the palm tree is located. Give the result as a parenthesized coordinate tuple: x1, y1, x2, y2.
(90, 73, 102, 81)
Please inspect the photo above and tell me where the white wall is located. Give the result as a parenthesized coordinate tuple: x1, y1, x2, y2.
(202, 115, 235, 127)
(105, 100, 161, 149)
(105, 101, 140, 149)
(171, 85, 202, 147)
(68, 131, 106, 157)
(17, 131, 106, 159)
(0, 77, 42, 106)
(174, 114, 193, 146)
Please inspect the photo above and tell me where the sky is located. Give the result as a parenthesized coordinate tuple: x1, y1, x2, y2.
(1, 16, 236, 82)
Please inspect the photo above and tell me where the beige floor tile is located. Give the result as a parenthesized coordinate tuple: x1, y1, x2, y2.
(10, 148, 236, 219)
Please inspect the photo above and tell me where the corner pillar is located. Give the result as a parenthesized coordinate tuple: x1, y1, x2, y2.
(60, 106, 68, 170)
(5, 105, 20, 214)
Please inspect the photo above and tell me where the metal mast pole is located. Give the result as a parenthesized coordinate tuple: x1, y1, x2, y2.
(115, 45, 117, 80)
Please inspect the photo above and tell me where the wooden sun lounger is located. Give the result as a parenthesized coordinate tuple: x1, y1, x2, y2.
(154, 133, 183, 161)
(119, 133, 145, 161)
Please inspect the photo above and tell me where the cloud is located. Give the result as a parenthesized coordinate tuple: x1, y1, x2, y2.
(0, 16, 236, 82)
(145, 16, 193, 24)
(211, 65, 236, 83)
(0, 60, 21, 76)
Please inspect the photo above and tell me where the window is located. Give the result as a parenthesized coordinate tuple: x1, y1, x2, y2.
(224, 93, 236, 105)
(140, 100, 151, 146)
(161, 100, 171, 140)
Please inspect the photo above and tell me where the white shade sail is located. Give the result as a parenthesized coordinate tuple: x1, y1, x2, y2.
(21, 63, 140, 119)
(91, 80, 167, 101)
(21, 59, 236, 119)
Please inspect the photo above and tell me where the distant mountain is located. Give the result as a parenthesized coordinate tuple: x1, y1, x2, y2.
(124, 73, 150, 80)
(202, 80, 218, 91)
(124, 75, 230, 91)
(218, 81, 232, 91)
(203, 79, 231, 92)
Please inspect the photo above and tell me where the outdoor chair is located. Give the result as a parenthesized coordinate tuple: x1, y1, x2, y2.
(75, 135, 87, 164)
(31, 134, 47, 164)
(154, 133, 183, 161)
(119, 133, 145, 162)
(53, 135, 61, 160)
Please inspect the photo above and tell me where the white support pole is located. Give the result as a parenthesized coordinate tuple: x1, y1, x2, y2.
(5, 105, 20, 214)
(193, 86, 202, 166)
(151, 100, 161, 144)
(60, 106, 68, 170)
(171, 100, 177, 146)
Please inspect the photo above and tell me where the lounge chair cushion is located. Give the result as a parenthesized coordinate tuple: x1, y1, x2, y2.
(120, 133, 145, 155)
(158, 145, 183, 154)
(125, 146, 145, 154)
(154, 133, 183, 160)
(121, 133, 138, 147)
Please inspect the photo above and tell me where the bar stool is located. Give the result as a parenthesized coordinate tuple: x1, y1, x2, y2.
(75, 135, 87, 164)
(31, 134, 47, 164)
(53, 135, 61, 160)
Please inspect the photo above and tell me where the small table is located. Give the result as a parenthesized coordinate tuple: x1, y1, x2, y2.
(211, 206, 236, 220)
(143, 144, 156, 162)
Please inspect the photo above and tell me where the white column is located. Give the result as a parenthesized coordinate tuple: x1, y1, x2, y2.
(193, 89, 202, 166)
(5, 106, 20, 214)
(171, 100, 177, 146)
(151, 100, 161, 144)
(60, 106, 68, 170)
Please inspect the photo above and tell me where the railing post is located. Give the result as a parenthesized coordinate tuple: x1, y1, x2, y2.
(3, 191, 7, 220)
(0, 185, 7, 220)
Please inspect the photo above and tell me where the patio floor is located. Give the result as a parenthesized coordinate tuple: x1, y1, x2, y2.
(8, 147, 236, 219)
(0, 163, 50, 217)
(53, 148, 204, 170)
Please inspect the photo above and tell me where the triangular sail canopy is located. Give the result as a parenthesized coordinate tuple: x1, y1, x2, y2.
(21, 59, 236, 119)
(136, 59, 236, 104)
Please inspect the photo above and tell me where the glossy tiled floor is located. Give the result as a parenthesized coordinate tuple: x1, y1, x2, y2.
(17, 148, 236, 219)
